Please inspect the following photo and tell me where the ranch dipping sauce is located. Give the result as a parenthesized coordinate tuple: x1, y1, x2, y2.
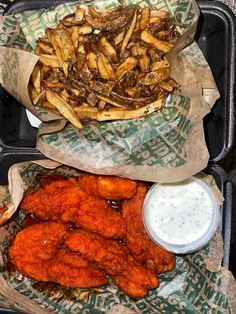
(143, 177, 220, 254)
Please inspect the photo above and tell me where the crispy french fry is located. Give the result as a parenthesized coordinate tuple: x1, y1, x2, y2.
(142, 68, 170, 85)
(86, 52, 98, 73)
(32, 91, 46, 106)
(41, 101, 57, 111)
(114, 31, 125, 46)
(97, 53, 116, 80)
(151, 59, 169, 71)
(74, 105, 98, 120)
(149, 16, 161, 24)
(96, 94, 126, 108)
(43, 81, 65, 89)
(37, 41, 54, 54)
(115, 57, 138, 79)
(120, 9, 137, 56)
(32, 5, 179, 127)
(39, 54, 60, 67)
(28, 84, 38, 104)
(78, 43, 86, 54)
(31, 64, 41, 94)
(139, 7, 150, 30)
(98, 81, 115, 110)
(60, 89, 69, 101)
(88, 6, 103, 18)
(125, 87, 140, 97)
(139, 55, 150, 72)
(60, 29, 76, 61)
(45, 90, 83, 129)
(141, 30, 174, 53)
(159, 79, 178, 91)
(99, 37, 117, 63)
(97, 98, 164, 121)
(46, 29, 68, 76)
(71, 26, 80, 48)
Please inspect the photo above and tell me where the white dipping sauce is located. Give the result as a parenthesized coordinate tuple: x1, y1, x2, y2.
(143, 177, 219, 252)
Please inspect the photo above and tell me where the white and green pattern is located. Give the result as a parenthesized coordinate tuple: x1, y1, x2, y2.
(0, 161, 235, 313)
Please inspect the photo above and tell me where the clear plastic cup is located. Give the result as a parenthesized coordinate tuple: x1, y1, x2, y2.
(143, 176, 220, 254)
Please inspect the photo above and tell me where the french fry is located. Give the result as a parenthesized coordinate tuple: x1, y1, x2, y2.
(71, 26, 80, 48)
(125, 87, 140, 97)
(97, 98, 164, 121)
(46, 29, 68, 76)
(139, 55, 150, 72)
(31, 5, 179, 128)
(120, 9, 137, 56)
(97, 53, 116, 81)
(60, 29, 76, 61)
(86, 52, 98, 73)
(32, 91, 46, 106)
(43, 81, 65, 89)
(96, 94, 126, 108)
(74, 105, 98, 120)
(98, 81, 115, 110)
(31, 64, 41, 94)
(142, 68, 170, 85)
(37, 41, 54, 54)
(60, 89, 69, 101)
(28, 84, 38, 104)
(141, 30, 174, 53)
(115, 57, 138, 79)
(45, 90, 83, 129)
(151, 59, 169, 71)
(139, 7, 150, 30)
(149, 16, 161, 24)
(99, 37, 117, 63)
(88, 6, 103, 19)
(159, 78, 178, 91)
(39, 54, 60, 67)
(41, 101, 57, 111)
(78, 43, 86, 54)
(114, 31, 125, 46)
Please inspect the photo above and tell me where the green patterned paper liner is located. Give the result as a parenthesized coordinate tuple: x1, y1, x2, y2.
(0, 0, 219, 183)
(0, 160, 236, 313)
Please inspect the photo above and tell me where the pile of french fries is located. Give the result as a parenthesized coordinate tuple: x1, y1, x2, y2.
(29, 5, 179, 129)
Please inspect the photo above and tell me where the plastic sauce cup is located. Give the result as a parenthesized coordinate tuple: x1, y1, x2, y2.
(143, 176, 220, 254)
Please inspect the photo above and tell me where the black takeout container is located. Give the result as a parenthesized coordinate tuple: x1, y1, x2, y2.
(0, 0, 235, 162)
(0, 1, 235, 313)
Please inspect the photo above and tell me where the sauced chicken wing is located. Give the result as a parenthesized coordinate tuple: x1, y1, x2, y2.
(78, 174, 137, 200)
(122, 183, 176, 273)
(9, 223, 107, 288)
(8, 222, 67, 282)
(20, 177, 126, 239)
(65, 230, 158, 298)
(48, 249, 107, 288)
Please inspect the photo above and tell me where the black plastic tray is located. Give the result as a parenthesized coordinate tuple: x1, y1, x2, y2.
(0, 0, 235, 162)
(0, 159, 232, 314)
(0, 1, 235, 313)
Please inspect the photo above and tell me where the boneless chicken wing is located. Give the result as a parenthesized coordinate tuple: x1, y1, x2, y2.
(20, 176, 126, 239)
(122, 183, 176, 273)
(48, 249, 107, 288)
(65, 230, 158, 298)
(9, 222, 107, 288)
(78, 174, 137, 200)
(8, 222, 67, 282)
